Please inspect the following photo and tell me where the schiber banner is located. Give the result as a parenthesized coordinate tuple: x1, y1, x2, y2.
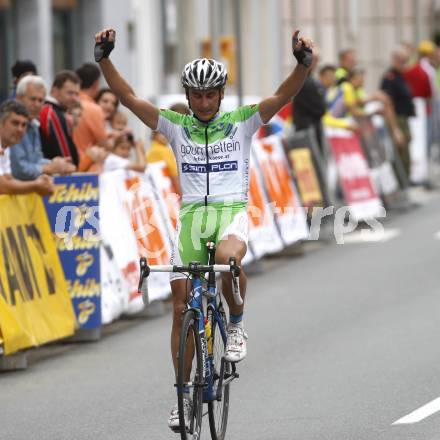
(0, 194, 75, 355)
(44, 174, 101, 330)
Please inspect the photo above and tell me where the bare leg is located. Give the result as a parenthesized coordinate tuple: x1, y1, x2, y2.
(215, 236, 247, 316)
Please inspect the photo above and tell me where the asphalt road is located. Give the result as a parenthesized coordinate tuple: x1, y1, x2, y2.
(1, 189, 440, 440)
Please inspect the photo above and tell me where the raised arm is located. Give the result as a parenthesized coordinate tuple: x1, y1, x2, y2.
(95, 29, 159, 130)
(259, 30, 313, 124)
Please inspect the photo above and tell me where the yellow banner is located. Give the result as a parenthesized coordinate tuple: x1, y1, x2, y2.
(289, 148, 323, 206)
(0, 194, 76, 355)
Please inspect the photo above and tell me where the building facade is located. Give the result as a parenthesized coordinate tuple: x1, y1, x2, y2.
(0, 0, 436, 120)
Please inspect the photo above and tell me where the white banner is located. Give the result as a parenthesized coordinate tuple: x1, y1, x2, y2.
(100, 171, 144, 317)
(252, 135, 309, 246)
(100, 241, 127, 324)
(247, 153, 284, 258)
(100, 170, 173, 322)
(123, 172, 172, 303)
(146, 161, 180, 241)
(409, 98, 429, 184)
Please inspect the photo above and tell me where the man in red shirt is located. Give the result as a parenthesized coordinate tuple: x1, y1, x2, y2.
(404, 40, 436, 108)
(40, 71, 81, 167)
(404, 40, 439, 173)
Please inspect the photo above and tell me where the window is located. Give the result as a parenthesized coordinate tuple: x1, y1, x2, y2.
(0, 1, 14, 102)
(161, 0, 178, 75)
(52, 8, 74, 72)
(52, 0, 77, 73)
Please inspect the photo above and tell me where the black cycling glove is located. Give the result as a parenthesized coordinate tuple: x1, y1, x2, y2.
(292, 34, 313, 68)
(94, 33, 115, 62)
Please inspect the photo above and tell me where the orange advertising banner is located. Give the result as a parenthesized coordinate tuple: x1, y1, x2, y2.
(252, 135, 309, 245)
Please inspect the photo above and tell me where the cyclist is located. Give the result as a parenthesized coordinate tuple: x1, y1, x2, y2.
(95, 27, 313, 430)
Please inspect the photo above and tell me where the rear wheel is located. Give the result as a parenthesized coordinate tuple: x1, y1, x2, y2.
(208, 308, 230, 440)
(177, 309, 204, 440)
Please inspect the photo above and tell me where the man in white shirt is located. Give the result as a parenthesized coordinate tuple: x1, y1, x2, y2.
(0, 100, 53, 195)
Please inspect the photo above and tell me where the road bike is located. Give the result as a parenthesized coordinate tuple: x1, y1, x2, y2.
(138, 242, 242, 440)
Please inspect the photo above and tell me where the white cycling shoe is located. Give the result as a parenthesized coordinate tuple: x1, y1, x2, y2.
(224, 324, 248, 363)
(168, 398, 192, 432)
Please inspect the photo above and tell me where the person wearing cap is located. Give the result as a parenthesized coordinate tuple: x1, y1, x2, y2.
(95, 26, 313, 432)
(10, 60, 37, 99)
(404, 40, 439, 165)
(404, 40, 437, 106)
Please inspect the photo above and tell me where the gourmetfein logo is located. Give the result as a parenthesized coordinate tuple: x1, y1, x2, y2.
(180, 140, 241, 158)
(182, 161, 238, 173)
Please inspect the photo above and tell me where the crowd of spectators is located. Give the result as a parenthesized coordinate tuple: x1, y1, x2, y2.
(0, 60, 187, 197)
(292, 40, 440, 187)
(2, 40, 439, 198)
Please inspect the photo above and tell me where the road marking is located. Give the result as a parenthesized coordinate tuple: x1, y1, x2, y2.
(343, 228, 400, 244)
(392, 397, 440, 425)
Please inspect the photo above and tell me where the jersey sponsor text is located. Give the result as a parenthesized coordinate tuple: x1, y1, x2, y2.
(182, 161, 239, 173)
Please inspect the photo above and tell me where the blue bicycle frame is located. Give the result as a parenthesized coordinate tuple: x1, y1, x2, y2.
(137, 250, 241, 408)
(187, 273, 227, 403)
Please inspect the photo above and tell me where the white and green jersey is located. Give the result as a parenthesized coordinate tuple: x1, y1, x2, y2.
(157, 104, 262, 205)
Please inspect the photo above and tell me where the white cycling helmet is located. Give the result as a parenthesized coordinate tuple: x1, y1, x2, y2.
(181, 58, 228, 90)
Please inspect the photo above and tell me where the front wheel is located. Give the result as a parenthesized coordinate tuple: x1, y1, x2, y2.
(208, 308, 230, 440)
(177, 309, 204, 440)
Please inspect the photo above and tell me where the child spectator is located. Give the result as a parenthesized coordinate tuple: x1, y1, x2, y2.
(103, 133, 146, 173)
(111, 111, 129, 132)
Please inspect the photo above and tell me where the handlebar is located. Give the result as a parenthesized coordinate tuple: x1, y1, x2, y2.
(139, 263, 232, 274)
(137, 257, 243, 306)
